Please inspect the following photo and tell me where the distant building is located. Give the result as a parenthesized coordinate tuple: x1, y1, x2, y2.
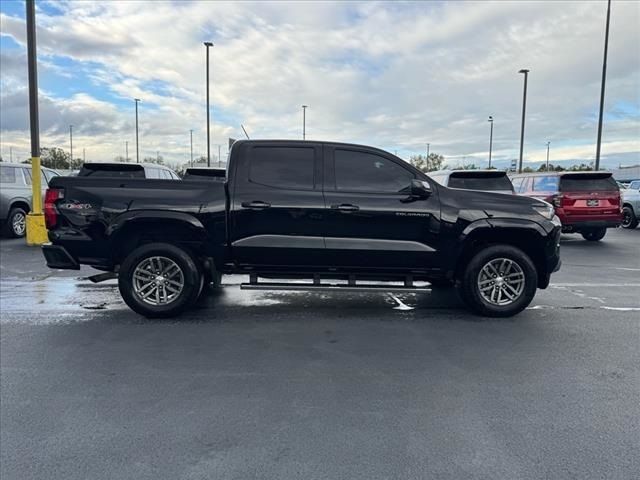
(610, 165, 640, 183)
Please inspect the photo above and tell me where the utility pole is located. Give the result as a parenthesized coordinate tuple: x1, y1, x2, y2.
(302, 105, 308, 140)
(69, 124, 73, 167)
(25, 0, 47, 244)
(125, 141, 128, 162)
(595, 0, 611, 171)
(189, 130, 193, 166)
(518, 69, 530, 173)
(134, 98, 141, 163)
(426, 143, 430, 170)
(488, 116, 494, 169)
(9, 146, 12, 162)
(218, 144, 221, 167)
(204, 41, 214, 167)
(546, 141, 551, 171)
(83, 148, 85, 163)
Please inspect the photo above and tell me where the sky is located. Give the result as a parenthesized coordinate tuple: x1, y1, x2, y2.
(0, 0, 639, 170)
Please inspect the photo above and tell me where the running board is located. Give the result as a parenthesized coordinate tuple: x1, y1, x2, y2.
(240, 281, 430, 293)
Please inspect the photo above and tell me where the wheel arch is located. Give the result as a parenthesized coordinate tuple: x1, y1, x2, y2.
(455, 219, 551, 289)
(107, 211, 211, 265)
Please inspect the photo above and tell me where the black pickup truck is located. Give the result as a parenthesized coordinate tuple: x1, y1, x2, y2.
(43, 140, 561, 318)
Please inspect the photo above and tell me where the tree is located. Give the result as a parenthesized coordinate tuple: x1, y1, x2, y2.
(409, 153, 445, 173)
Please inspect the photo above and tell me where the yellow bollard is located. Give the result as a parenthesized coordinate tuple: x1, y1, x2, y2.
(26, 156, 48, 246)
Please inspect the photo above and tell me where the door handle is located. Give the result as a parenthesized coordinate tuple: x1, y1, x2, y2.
(331, 204, 359, 212)
(241, 201, 271, 209)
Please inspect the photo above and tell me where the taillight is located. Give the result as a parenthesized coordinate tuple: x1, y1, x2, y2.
(44, 188, 64, 229)
(552, 194, 563, 208)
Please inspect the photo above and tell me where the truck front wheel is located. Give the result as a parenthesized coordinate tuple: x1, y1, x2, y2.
(118, 243, 202, 318)
(458, 245, 538, 317)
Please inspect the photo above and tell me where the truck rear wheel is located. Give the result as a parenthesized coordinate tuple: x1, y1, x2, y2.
(458, 245, 537, 317)
(118, 243, 202, 318)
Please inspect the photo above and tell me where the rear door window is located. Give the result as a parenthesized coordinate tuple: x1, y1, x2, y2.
(334, 149, 413, 193)
(249, 146, 315, 190)
(447, 174, 513, 192)
(560, 176, 618, 192)
(511, 177, 524, 192)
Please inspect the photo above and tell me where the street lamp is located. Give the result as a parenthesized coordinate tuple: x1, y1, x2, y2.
(426, 143, 430, 169)
(518, 69, 530, 173)
(546, 141, 551, 171)
(189, 130, 193, 166)
(125, 141, 128, 162)
(595, 0, 611, 171)
(302, 105, 308, 140)
(488, 116, 494, 169)
(204, 41, 214, 167)
(69, 125, 73, 167)
(134, 98, 141, 163)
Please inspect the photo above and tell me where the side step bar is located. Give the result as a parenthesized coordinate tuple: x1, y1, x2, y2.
(240, 274, 430, 293)
(241, 283, 430, 293)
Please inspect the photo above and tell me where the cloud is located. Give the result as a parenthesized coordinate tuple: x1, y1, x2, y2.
(1, 1, 639, 167)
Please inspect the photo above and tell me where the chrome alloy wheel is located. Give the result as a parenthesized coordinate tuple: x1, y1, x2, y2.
(12, 212, 26, 236)
(132, 256, 184, 306)
(477, 258, 525, 306)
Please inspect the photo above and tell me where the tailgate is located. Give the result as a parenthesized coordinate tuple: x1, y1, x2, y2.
(559, 173, 620, 215)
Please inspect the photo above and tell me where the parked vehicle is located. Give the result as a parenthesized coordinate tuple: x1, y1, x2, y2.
(78, 162, 181, 179)
(511, 172, 622, 241)
(42, 140, 561, 318)
(183, 167, 226, 182)
(429, 170, 514, 194)
(621, 183, 640, 229)
(0, 163, 60, 237)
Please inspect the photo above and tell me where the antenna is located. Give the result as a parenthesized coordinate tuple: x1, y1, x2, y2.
(241, 124, 250, 139)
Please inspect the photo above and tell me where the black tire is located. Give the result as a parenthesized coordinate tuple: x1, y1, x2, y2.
(581, 228, 607, 241)
(621, 206, 638, 229)
(458, 244, 538, 318)
(118, 242, 202, 318)
(4, 207, 27, 238)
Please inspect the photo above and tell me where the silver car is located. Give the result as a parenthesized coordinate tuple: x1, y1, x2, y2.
(621, 181, 640, 229)
(0, 163, 60, 237)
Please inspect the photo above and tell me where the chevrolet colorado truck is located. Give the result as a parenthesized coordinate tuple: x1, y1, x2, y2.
(42, 140, 561, 318)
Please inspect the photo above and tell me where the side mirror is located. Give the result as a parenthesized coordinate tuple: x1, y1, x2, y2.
(410, 179, 432, 198)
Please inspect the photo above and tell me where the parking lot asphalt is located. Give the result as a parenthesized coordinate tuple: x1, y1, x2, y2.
(1, 229, 639, 480)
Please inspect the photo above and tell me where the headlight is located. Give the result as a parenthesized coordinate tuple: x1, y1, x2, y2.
(532, 202, 555, 220)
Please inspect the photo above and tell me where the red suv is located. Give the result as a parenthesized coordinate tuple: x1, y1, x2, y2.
(511, 172, 622, 241)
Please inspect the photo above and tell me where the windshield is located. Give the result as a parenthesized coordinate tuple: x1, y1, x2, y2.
(78, 164, 145, 178)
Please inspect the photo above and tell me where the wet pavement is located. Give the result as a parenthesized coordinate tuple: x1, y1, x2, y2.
(1, 229, 639, 479)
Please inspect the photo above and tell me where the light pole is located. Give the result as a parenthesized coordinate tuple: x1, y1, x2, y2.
(546, 141, 551, 171)
(25, 0, 47, 244)
(134, 98, 141, 163)
(488, 116, 494, 169)
(204, 41, 214, 167)
(9, 146, 12, 162)
(83, 148, 85, 162)
(125, 141, 128, 162)
(218, 144, 221, 167)
(518, 69, 530, 173)
(426, 143, 430, 170)
(302, 105, 308, 140)
(595, 0, 611, 171)
(69, 124, 73, 167)
(189, 130, 193, 166)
